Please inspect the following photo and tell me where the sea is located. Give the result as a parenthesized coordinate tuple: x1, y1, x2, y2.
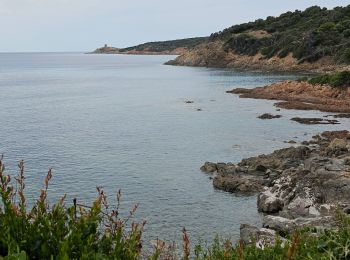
(0, 53, 349, 245)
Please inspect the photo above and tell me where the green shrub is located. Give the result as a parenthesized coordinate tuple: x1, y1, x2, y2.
(343, 48, 350, 63)
(1, 157, 350, 259)
(260, 46, 271, 57)
(317, 22, 336, 32)
(0, 158, 146, 259)
(308, 71, 350, 87)
(277, 48, 290, 58)
(224, 34, 264, 56)
(344, 29, 350, 38)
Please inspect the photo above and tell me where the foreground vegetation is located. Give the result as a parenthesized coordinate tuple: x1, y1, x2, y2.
(0, 157, 349, 259)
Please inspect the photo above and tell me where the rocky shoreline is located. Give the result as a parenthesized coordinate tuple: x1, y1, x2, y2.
(201, 130, 350, 246)
(166, 41, 350, 74)
(228, 80, 350, 114)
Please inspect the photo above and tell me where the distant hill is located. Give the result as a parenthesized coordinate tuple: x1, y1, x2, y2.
(167, 5, 350, 72)
(92, 37, 207, 55)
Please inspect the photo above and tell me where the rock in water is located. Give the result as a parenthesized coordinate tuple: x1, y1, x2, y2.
(200, 162, 217, 173)
(291, 117, 340, 125)
(257, 113, 282, 119)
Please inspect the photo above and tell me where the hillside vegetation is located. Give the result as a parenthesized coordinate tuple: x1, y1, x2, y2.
(93, 37, 207, 55)
(119, 37, 207, 53)
(94, 5, 350, 70)
(168, 5, 350, 71)
(211, 5, 350, 64)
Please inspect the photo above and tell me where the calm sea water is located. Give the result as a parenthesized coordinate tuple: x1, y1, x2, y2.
(1, 53, 349, 245)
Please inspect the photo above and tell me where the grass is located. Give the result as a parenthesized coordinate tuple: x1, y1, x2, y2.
(0, 157, 349, 259)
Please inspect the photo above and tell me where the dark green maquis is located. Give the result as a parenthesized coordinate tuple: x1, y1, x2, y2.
(210, 5, 350, 64)
(308, 71, 350, 88)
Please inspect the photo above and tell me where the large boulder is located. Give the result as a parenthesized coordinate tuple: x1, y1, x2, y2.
(263, 215, 336, 235)
(240, 224, 278, 248)
(213, 173, 267, 193)
(257, 190, 285, 213)
(328, 138, 348, 150)
(200, 162, 217, 173)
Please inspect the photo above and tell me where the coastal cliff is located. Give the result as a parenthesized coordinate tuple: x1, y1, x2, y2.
(166, 40, 350, 73)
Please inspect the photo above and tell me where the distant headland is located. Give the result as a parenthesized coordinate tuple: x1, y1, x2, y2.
(91, 37, 207, 55)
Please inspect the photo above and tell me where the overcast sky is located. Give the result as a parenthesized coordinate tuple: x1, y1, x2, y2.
(0, 0, 349, 52)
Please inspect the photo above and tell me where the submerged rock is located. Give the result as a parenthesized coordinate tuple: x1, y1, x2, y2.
(291, 117, 340, 125)
(257, 113, 282, 119)
(284, 140, 297, 144)
(327, 113, 350, 118)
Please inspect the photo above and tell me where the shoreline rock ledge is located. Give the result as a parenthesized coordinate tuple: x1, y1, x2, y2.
(201, 130, 350, 245)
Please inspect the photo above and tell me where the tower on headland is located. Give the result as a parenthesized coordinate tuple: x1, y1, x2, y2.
(104, 44, 108, 48)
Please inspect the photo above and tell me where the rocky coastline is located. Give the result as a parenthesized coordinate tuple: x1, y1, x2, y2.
(228, 80, 350, 114)
(201, 130, 350, 246)
(165, 41, 350, 73)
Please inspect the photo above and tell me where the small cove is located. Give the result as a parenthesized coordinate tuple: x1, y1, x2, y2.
(1, 53, 349, 244)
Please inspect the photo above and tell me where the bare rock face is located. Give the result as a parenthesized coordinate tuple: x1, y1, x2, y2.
(257, 146, 350, 229)
(167, 40, 350, 73)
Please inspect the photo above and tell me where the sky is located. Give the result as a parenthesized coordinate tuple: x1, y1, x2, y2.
(0, 0, 349, 52)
